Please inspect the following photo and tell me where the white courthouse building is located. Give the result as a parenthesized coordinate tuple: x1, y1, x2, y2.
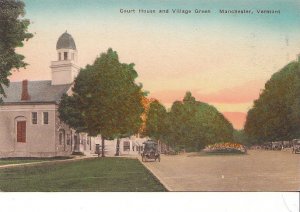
(0, 32, 147, 158)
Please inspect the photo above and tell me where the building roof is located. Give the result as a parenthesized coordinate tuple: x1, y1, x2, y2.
(2, 80, 72, 104)
(56, 31, 77, 50)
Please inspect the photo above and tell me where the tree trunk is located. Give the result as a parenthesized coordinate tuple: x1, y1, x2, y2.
(158, 139, 161, 152)
(115, 138, 120, 156)
(101, 135, 105, 157)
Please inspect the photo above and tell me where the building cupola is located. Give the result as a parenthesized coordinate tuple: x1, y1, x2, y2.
(56, 31, 78, 62)
(56, 31, 77, 50)
(50, 31, 79, 85)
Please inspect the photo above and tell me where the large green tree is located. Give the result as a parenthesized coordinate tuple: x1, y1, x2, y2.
(143, 100, 168, 141)
(58, 48, 145, 156)
(244, 61, 300, 143)
(167, 91, 234, 151)
(0, 0, 33, 102)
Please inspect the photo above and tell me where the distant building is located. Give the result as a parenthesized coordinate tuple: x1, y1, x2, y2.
(92, 136, 148, 156)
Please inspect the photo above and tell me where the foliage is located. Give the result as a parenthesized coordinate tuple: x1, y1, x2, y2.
(244, 61, 300, 143)
(233, 129, 251, 146)
(0, 0, 33, 102)
(165, 91, 234, 151)
(58, 49, 145, 155)
(204, 142, 247, 154)
(71, 152, 85, 156)
(143, 100, 168, 141)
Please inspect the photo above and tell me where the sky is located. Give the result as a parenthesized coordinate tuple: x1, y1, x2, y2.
(10, 0, 300, 129)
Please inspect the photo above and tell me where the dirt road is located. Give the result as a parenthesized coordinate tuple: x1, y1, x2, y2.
(142, 150, 300, 191)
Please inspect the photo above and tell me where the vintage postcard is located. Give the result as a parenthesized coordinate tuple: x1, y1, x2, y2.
(0, 0, 300, 203)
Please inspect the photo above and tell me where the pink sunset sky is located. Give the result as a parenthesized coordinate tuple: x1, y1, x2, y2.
(9, 0, 300, 129)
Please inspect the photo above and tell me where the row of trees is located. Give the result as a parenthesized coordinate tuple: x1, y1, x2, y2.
(143, 92, 234, 151)
(144, 60, 300, 148)
(58, 49, 234, 154)
(56, 53, 300, 147)
(244, 61, 300, 144)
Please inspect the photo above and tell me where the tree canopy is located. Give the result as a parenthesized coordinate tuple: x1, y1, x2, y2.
(143, 99, 168, 141)
(166, 92, 234, 151)
(244, 61, 300, 143)
(233, 129, 251, 146)
(143, 92, 234, 151)
(58, 48, 146, 155)
(0, 0, 33, 102)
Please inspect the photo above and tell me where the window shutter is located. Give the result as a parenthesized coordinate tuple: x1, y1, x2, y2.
(22, 122, 26, 143)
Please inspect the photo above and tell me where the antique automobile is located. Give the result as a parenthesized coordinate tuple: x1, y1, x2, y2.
(141, 141, 160, 162)
(262, 142, 272, 150)
(271, 141, 283, 150)
(282, 140, 292, 149)
(292, 139, 300, 154)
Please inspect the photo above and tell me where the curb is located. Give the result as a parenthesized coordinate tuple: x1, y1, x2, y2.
(137, 157, 172, 192)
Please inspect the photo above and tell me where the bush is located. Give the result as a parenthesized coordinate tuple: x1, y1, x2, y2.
(71, 152, 85, 156)
(204, 142, 247, 154)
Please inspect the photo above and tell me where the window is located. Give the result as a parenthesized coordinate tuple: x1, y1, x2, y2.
(58, 53, 61, 61)
(43, 112, 49, 124)
(74, 135, 79, 144)
(32, 112, 37, 124)
(59, 130, 65, 145)
(17, 121, 26, 143)
(123, 141, 130, 151)
(64, 52, 68, 60)
(66, 134, 70, 145)
(89, 138, 92, 150)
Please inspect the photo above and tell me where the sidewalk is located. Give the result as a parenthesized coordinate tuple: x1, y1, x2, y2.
(0, 154, 140, 170)
(0, 156, 95, 169)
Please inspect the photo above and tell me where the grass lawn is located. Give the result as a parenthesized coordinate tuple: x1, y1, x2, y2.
(0, 158, 166, 192)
